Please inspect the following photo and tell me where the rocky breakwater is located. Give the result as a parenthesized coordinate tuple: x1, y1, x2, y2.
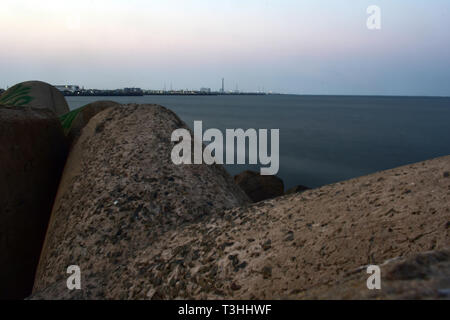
(32, 104, 250, 298)
(31, 101, 450, 299)
(0, 105, 67, 299)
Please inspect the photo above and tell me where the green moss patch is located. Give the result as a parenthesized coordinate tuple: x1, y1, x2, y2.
(60, 107, 84, 135)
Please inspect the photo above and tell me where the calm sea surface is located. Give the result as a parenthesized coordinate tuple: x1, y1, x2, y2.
(66, 95, 450, 189)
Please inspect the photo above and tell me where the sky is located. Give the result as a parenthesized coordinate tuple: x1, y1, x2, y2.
(1, 0, 450, 95)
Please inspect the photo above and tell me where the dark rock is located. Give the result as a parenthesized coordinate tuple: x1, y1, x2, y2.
(301, 248, 450, 300)
(234, 170, 284, 202)
(230, 282, 241, 291)
(0, 81, 69, 116)
(0, 105, 67, 299)
(385, 249, 449, 281)
(284, 231, 294, 242)
(262, 266, 272, 279)
(285, 185, 310, 195)
(262, 239, 272, 251)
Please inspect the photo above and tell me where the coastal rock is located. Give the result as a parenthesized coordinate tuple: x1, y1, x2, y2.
(234, 170, 284, 202)
(33, 104, 250, 294)
(64, 100, 120, 145)
(0, 81, 69, 116)
(30, 103, 450, 299)
(285, 184, 310, 195)
(0, 105, 67, 299)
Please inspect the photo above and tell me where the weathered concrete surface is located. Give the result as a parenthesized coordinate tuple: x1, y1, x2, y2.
(0, 81, 69, 116)
(30, 248, 450, 300)
(66, 100, 120, 145)
(234, 170, 284, 202)
(0, 105, 67, 299)
(32, 149, 449, 299)
(123, 156, 448, 300)
(300, 247, 450, 299)
(114, 156, 448, 300)
(33, 104, 250, 295)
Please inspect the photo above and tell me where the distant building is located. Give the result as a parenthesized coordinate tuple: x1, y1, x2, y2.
(200, 87, 211, 93)
(124, 87, 143, 95)
(55, 85, 80, 93)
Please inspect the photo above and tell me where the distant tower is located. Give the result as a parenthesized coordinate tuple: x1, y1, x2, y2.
(221, 78, 225, 93)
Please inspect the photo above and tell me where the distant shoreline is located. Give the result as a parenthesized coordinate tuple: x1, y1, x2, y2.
(62, 92, 450, 99)
(3, 87, 449, 99)
(62, 92, 273, 97)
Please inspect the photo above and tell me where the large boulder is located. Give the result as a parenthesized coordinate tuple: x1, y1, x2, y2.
(0, 81, 69, 116)
(61, 100, 120, 144)
(234, 170, 284, 202)
(33, 104, 250, 295)
(0, 105, 67, 299)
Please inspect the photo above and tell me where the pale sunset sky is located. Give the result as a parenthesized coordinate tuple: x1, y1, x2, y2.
(1, 0, 449, 95)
